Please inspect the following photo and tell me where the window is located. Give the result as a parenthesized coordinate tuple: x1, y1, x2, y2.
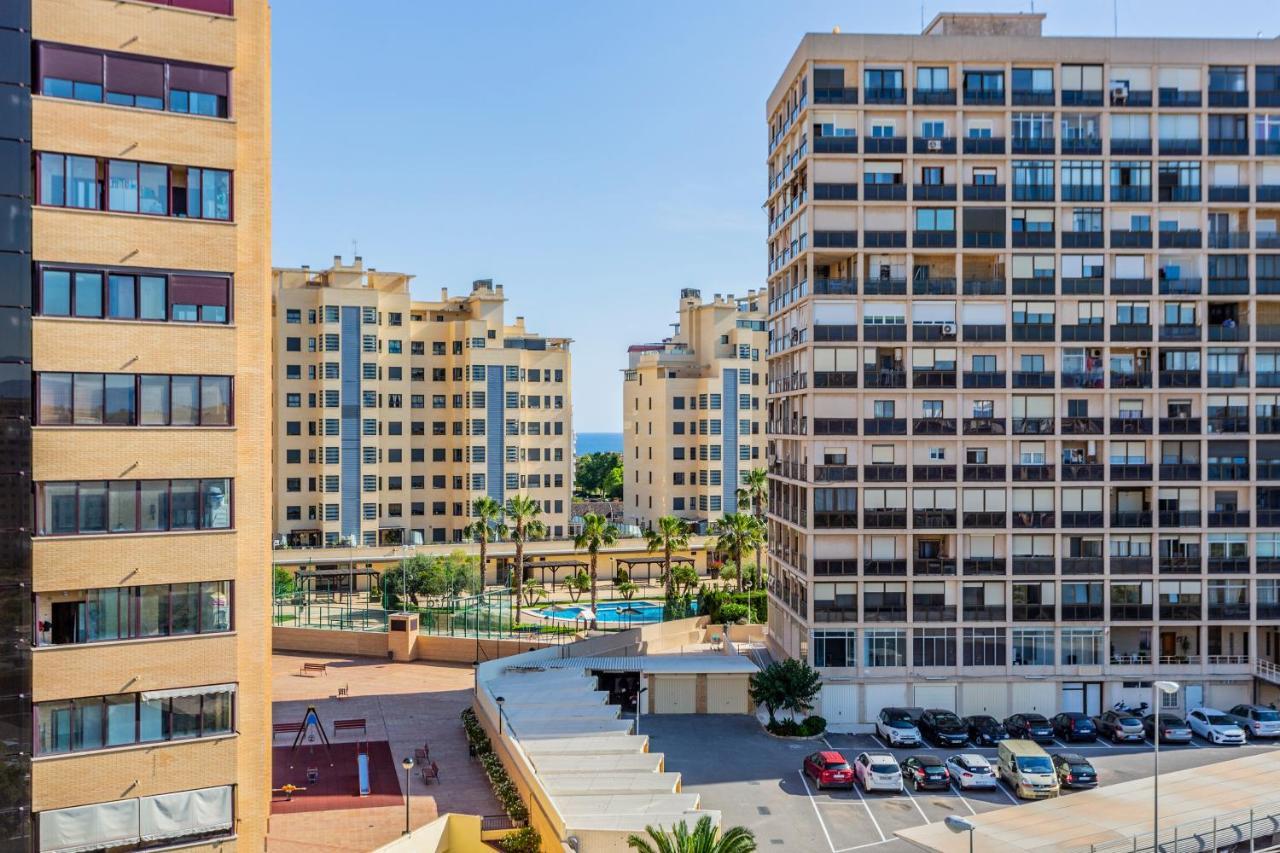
(37, 682, 235, 756)
(38, 479, 232, 536)
(916, 67, 948, 91)
(37, 44, 230, 117)
(1012, 68, 1053, 94)
(1012, 112, 1054, 139)
(1012, 161, 1054, 199)
(39, 267, 229, 324)
(37, 373, 231, 426)
(813, 630, 856, 668)
(964, 71, 1004, 96)
(39, 154, 231, 220)
(914, 208, 955, 231)
(865, 68, 903, 93)
(1012, 628, 1054, 665)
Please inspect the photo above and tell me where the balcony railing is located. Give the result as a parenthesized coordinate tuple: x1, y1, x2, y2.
(865, 87, 906, 104)
(1012, 371, 1054, 389)
(1012, 604, 1056, 620)
(1159, 416, 1202, 434)
(913, 604, 958, 622)
(1061, 510, 1105, 527)
(1159, 369, 1201, 388)
(912, 369, 956, 388)
(963, 604, 1007, 621)
(1012, 557, 1055, 575)
(1062, 232, 1104, 249)
(1159, 604, 1203, 620)
(963, 417, 1006, 436)
(962, 278, 1006, 296)
(1012, 464, 1055, 481)
(863, 136, 907, 154)
(1011, 418, 1055, 435)
(963, 371, 1006, 389)
(913, 558, 957, 576)
(1012, 511, 1055, 528)
(863, 418, 907, 436)
(1061, 277, 1104, 295)
(913, 137, 956, 155)
(1208, 557, 1251, 575)
(813, 465, 858, 483)
(1158, 229, 1202, 249)
(863, 277, 907, 296)
(1207, 463, 1250, 480)
(1012, 323, 1055, 342)
(913, 464, 956, 482)
(1011, 135, 1055, 154)
(1207, 510, 1250, 527)
(913, 510, 957, 528)
(1110, 417, 1153, 435)
(1061, 604, 1105, 621)
(864, 369, 906, 388)
(1159, 276, 1202, 295)
(863, 463, 907, 482)
(963, 511, 1007, 528)
(1112, 511, 1153, 527)
(1110, 604, 1153, 621)
(1110, 138, 1153, 156)
(863, 607, 908, 623)
(912, 417, 957, 435)
(1111, 230, 1153, 250)
(1061, 370, 1105, 389)
(1160, 557, 1201, 574)
(963, 324, 1006, 343)
(863, 559, 907, 577)
(1207, 414, 1250, 433)
(913, 183, 957, 201)
(1111, 370, 1152, 389)
(1111, 556, 1153, 574)
(962, 135, 1006, 154)
(814, 278, 858, 296)
(963, 464, 1007, 481)
(1110, 462, 1153, 480)
(1159, 464, 1201, 481)
(1062, 557, 1105, 574)
(962, 183, 1006, 202)
(814, 86, 858, 104)
(913, 88, 956, 105)
(1012, 277, 1055, 296)
(964, 558, 1006, 576)
(1159, 510, 1201, 527)
(1062, 417, 1104, 435)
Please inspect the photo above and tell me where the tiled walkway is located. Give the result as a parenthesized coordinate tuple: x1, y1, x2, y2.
(266, 653, 501, 852)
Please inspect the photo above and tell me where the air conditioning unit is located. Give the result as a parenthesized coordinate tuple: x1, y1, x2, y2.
(1111, 83, 1129, 101)
(927, 138, 943, 151)
(1088, 348, 1103, 358)
(1137, 348, 1150, 358)
(941, 322, 957, 336)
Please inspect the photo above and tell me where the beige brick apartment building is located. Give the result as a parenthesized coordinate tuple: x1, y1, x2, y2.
(273, 258, 573, 549)
(764, 13, 1280, 725)
(623, 288, 766, 531)
(6, 0, 272, 848)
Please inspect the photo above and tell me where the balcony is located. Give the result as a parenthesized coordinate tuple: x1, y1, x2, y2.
(963, 184, 1006, 202)
(1159, 464, 1201, 481)
(813, 418, 858, 435)
(1111, 557, 1153, 574)
(1160, 417, 1202, 434)
(964, 558, 1006, 576)
(1110, 323, 1154, 342)
(1111, 230, 1153, 250)
(1112, 511, 1153, 527)
(1110, 370, 1152, 389)
(963, 370, 1007, 389)
(863, 559, 907, 577)
(1013, 464, 1055, 482)
(1011, 418, 1055, 435)
(962, 324, 1006, 343)
(1159, 138, 1202, 156)
(1011, 136, 1055, 154)
(965, 88, 1006, 106)
(1113, 89, 1153, 107)
(963, 511, 1007, 528)
(863, 136, 907, 154)
(1208, 510, 1250, 527)
(1208, 185, 1249, 203)
(1207, 414, 1249, 433)
(1209, 88, 1248, 107)
(1012, 603, 1056, 620)
(913, 137, 956, 155)
(913, 510, 957, 529)
(1160, 557, 1201, 574)
(814, 559, 859, 576)
(1061, 465, 1104, 482)
(814, 278, 858, 296)
(1061, 417, 1104, 435)
(1061, 370, 1104, 389)
(1012, 323, 1055, 342)
(1159, 369, 1201, 388)
(1208, 230, 1249, 249)
(1259, 461, 1280, 479)
(1159, 277, 1202, 295)
(864, 607, 908, 623)
(1208, 558, 1251, 575)
(1061, 137, 1103, 155)
(1111, 463, 1154, 481)
(863, 230, 908, 249)
(863, 463, 907, 481)
(1208, 277, 1249, 296)
(1061, 184, 1104, 202)
(1208, 463, 1250, 480)
(912, 369, 956, 389)
(1012, 371, 1054, 389)
(813, 324, 858, 342)
(1062, 510, 1105, 527)
(1013, 511, 1055, 528)
(1012, 277, 1054, 296)
(911, 278, 957, 296)
(1159, 230, 1202, 250)
(813, 183, 859, 201)
(863, 509, 908, 529)
(1012, 230, 1055, 249)
(1013, 185, 1055, 203)
(1110, 138, 1153, 156)
(1111, 184, 1152, 202)
(913, 604, 958, 622)
(814, 86, 858, 104)
(1012, 88, 1055, 106)
(865, 86, 906, 105)
(813, 607, 860, 623)
(1110, 604, 1152, 621)
(913, 183, 957, 201)
(913, 417, 957, 435)
(913, 230, 957, 249)
(913, 464, 957, 482)
(1260, 140, 1280, 156)
(963, 418, 1006, 436)
(814, 136, 859, 154)
(963, 136, 1006, 155)
(863, 183, 907, 201)
(1061, 277, 1104, 295)
(813, 465, 858, 483)
(814, 511, 860, 529)
(1012, 557, 1055, 575)
(1262, 416, 1280, 433)
(1160, 604, 1203, 621)
(864, 368, 906, 388)
(1208, 369, 1248, 389)
(1207, 603, 1250, 620)
(962, 230, 1006, 249)
(963, 463, 1007, 481)
(1259, 557, 1280, 574)
(1110, 417, 1153, 435)
(1062, 604, 1105, 621)
(863, 324, 906, 343)
(1159, 89, 1201, 107)
(963, 604, 1007, 621)
(914, 87, 956, 105)
(863, 277, 907, 296)
(1062, 232, 1105, 249)
(813, 230, 857, 249)
(1261, 185, 1280, 202)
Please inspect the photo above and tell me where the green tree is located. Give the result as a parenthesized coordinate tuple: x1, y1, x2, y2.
(440, 550, 483, 597)
(670, 564, 699, 597)
(465, 496, 507, 587)
(521, 582, 547, 607)
(565, 571, 591, 603)
(645, 516, 691, 600)
(736, 467, 769, 590)
(627, 817, 756, 853)
(749, 659, 822, 726)
(617, 580, 639, 601)
(710, 513, 764, 595)
(506, 495, 546, 621)
(574, 451, 624, 498)
(273, 565, 296, 598)
(574, 511, 618, 618)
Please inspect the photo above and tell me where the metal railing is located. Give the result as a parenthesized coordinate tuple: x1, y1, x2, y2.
(1082, 799, 1280, 852)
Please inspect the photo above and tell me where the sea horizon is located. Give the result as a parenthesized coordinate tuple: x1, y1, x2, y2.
(575, 431, 623, 456)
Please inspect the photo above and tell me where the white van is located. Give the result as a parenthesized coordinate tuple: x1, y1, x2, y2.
(996, 739, 1060, 799)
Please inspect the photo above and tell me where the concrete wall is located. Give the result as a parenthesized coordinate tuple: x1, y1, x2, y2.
(372, 813, 490, 853)
(272, 625, 558, 664)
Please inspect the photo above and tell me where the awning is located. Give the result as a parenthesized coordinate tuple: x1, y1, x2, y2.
(141, 683, 236, 701)
(39, 799, 139, 853)
(140, 786, 233, 842)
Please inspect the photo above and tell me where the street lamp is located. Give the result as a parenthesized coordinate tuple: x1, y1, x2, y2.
(496, 696, 506, 735)
(400, 543, 411, 613)
(401, 756, 415, 835)
(1152, 680, 1180, 853)
(944, 815, 975, 853)
(635, 686, 648, 735)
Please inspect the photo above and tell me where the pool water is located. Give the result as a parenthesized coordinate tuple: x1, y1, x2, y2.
(539, 600, 672, 624)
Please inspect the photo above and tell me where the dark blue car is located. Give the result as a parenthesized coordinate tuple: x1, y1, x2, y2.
(1052, 712, 1097, 742)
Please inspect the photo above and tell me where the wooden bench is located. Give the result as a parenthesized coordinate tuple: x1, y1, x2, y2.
(414, 745, 430, 766)
(300, 662, 327, 677)
(272, 722, 304, 738)
(419, 760, 440, 785)
(333, 718, 367, 737)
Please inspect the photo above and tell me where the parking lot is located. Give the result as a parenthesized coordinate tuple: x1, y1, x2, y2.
(643, 714, 1280, 852)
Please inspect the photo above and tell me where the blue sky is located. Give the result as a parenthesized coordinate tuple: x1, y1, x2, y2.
(271, 0, 1276, 432)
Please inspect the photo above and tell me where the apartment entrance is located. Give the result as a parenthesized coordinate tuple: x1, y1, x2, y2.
(1061, 681, 1102, 716)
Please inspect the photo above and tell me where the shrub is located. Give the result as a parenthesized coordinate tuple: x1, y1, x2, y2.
(766, 718, 802, 736)
(719, 603, 750, 624)
(802, 716, 827, 736)
(749, 659, 822, 725)
(499, 827, 542, 853)
(460, 708, 530, 824)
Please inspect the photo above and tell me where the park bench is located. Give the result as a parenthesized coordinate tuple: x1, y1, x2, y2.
(333, 718, 367, 736)
(300, 662, 327, 677)
(272, 722, 304, 738)
(420, 760, 440, 784)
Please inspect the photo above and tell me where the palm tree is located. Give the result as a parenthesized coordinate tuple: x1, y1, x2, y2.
(628, 817, 756, 853)
(736, 467, 769, 590)
(710, 513, 763, 594)
(644, 516, 691, 599)
(505, 495, 546, 622)
(573, 512, 617, 621)
(465, 496, 507, 590)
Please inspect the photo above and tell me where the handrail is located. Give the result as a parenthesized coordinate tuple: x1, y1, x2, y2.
(1083, 799, 1280, 852)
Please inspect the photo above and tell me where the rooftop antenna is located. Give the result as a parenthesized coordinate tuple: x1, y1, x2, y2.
(351, 238, 359, 259)
(920, 3, 924, 30)
(1113, 0, 1118, 37)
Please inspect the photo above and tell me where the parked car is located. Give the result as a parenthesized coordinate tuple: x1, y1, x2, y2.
(965, 714, 1009, 745)
(996, 740, 1060, 799)
(876, 707, 923, 746)
(1003, 713, 1055, 744)
(945, 753, 998, 789)
(854, 752, 904, 793)
(919, 709, 970, 747)
(1051, 752, 1098, 789)
(900, 754, 951, 791)
(1094, 709, 1145, 743)
(1142, 713, 1192, 743)
(1225, 704, 1280, 739)
(1187, 708, 1247, 744)
(1051, 712, 1097, 742)
(803, 750, 854, 790)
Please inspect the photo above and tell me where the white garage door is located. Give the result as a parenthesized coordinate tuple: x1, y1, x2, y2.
(652, 675, 696, 714)
(959, 682, 1009, 718)
(863, 683, 909, 722)
(913, 684, 957, 711)
(1209, 683, 1250, 710)
(820, 684, 860, 728)
(1010, 682, 1057, 714)
(706, 675, 747, 714)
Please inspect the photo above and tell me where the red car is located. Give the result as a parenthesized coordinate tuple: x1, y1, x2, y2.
(803, 750, 854, 789)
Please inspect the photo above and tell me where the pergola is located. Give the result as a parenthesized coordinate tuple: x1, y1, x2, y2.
(520, 559, 588, 591)
(613, 556, 694, 585)
(293, 566, 382, 596)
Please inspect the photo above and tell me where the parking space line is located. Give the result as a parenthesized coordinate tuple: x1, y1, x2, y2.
(899, 784, 931, 823)
(849, 778, 888, 844)
(797, 771, 838, 853)
(948, 783, 978, 815)
(834, 841, 897, 852)
(993, 778, 1020, 805)
(869, 733, 890, 750)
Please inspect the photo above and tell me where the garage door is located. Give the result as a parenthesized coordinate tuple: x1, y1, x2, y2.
(820, 684, 860, 727)
(913, 684, 957, 711)
(959, 682, 1009, 718)
(1209, 683, 1250, 710)
(863, 683, 909, 722)
(652, 675, 696, 714)
(706, 675, 748, 714)
(1010, 682, 1057, 714)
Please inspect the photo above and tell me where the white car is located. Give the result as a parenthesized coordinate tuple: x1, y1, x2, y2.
(1187, 708, 1247, 745)
(945, 753, 998, 789)
(854, 752, 904, 793)
(876, 708, 923, 746)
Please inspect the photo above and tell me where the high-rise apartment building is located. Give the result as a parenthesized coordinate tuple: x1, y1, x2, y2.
(623, 288, 766, 530)
(765, 13, 1280, 724)
(3, 0, 271, 848)
(273, 259, 573, 547)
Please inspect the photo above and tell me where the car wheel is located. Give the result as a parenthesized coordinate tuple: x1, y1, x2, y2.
(1113, 731, 1121, 743)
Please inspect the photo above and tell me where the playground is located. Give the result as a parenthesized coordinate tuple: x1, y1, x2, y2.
(266, 653, 501, 853)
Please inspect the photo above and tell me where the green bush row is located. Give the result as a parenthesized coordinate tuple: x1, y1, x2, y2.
(765, 715, 826, 737)
(459, 707, 539, 839)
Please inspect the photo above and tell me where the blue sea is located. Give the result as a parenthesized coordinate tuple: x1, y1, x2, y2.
(575, 432, 623, 455)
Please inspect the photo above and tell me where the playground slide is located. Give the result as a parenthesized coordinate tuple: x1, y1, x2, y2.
(357, 748, 371, 797)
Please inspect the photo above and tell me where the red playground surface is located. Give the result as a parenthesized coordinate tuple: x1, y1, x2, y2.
(271, 740, 403, 814)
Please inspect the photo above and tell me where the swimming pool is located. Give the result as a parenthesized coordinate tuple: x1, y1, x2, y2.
(539, 600, 669, 625)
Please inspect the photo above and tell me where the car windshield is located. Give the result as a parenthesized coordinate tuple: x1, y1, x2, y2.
(886, 719, 915, 728)
(871, 763, 899, 774)
(1017, 756, 1053, 773)
(1256, 710, 1280, 722)
(1207, 715, 1234, 725)
(935, 713, 962, 725)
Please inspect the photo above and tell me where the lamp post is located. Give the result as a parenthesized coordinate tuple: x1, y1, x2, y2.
(1152, 680, 1180, 853)
(496, 696, 506, 736)
(400, 543, 411, 613)
(944, 815, 975, 853)
(635, 686, 648, 734)
(401, 756, 415, 835)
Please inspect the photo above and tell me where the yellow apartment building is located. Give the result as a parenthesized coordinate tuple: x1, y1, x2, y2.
(623, 288, 766, 531)
(8, 0, 272, 849)
(273, 258, 574, 550)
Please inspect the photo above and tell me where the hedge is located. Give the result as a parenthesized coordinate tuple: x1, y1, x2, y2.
(460, 707, 541, 849)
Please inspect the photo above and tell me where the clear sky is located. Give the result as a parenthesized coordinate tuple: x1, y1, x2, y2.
(271, 0, 1277, 433)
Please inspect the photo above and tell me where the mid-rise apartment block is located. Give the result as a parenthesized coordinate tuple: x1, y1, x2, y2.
(3, 0, 271, 848)
(623, 288, 766, 530)
(765, 13, 1280, 724)
(274, 259, 573, 547)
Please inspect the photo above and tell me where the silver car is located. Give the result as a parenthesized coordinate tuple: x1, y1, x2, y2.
(1225, 704, 1280, 739)
(1187, 708, 1247, 744)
